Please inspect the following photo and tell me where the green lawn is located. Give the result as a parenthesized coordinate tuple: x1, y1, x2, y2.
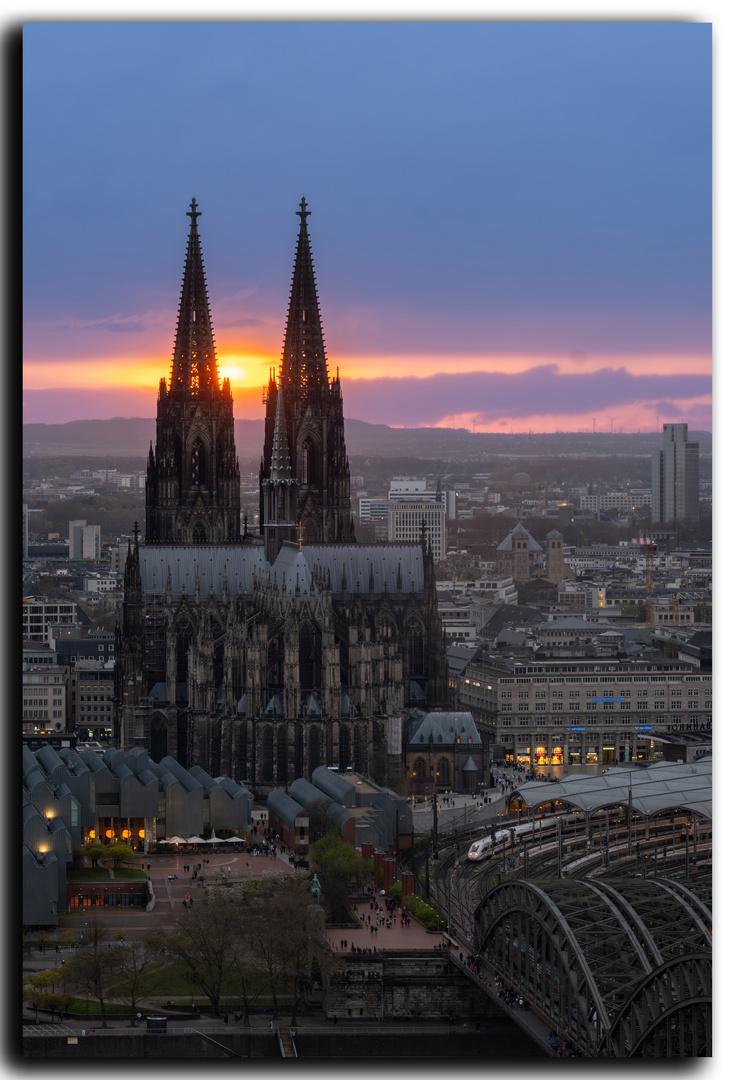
(120, 961, 254, 997)
(66, 867, 147, 881)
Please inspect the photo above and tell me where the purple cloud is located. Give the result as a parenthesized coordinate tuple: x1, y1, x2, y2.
(341, 366, 711, 425)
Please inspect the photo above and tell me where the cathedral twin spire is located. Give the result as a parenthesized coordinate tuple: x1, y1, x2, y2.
(146, 196, 352, 552)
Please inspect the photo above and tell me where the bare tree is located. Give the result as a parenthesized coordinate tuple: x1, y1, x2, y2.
(112, 932, 162, 1025)
(165, 894, 238, 1016)
(59, 921, 119, 1027)
(239, 875, 335, 1024)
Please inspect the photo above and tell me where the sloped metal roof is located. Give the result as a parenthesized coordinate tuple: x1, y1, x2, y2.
(497, 523, 543, 552)
(311, 766, 355, 806)
(138, 543, 269, 597)
(302, 544, 424, 594)
(267, 789, 307, 828)
(408, 710, 481, 747)
(513, 758, 712, 821)
(137, 541, 425, 599)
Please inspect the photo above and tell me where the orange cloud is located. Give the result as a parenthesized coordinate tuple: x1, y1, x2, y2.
(437, 397, 713, 435)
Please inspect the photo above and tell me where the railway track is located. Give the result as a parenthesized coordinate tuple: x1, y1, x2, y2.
(431, 817, 711, 939)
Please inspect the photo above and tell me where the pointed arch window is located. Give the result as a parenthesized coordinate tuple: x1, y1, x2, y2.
(276, 725, 288, 782)
(262, 728, 274, 783)
(150, 713, 168, 763)
(407, 615, 425, 676)
(237, 725, 248, 785)
(294, 726, 304, 780)
(299, 623, 322, 690)
(175, 623, 193, 687)
(437, 757, 451, 786)
(338, 724, 350, 771)
(413, 757, 427, 778)
(191, 438, 206, 486)
(309, 726, 321, 776)
(300, 438, 319, 486)
(353, 727, 363, 773)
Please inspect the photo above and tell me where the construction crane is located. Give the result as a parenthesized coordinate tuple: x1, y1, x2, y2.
(537, 482, 553, 514)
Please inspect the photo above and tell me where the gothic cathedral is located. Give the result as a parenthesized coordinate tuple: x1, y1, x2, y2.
(115, 199, 446, 792)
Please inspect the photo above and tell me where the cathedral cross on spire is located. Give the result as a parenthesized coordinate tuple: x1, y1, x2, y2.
(187, 197, 201, 223)
(297, 197, 310, 225)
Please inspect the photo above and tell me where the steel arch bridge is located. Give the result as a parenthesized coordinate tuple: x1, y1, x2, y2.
(475, 877, 711, 1057)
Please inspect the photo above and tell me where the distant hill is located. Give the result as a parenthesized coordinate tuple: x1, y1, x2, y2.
(23, 417, 712, 463)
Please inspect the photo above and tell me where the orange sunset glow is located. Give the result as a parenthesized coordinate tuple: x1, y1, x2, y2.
(23, 351, 711, 393)
(23, 342, 712, 432)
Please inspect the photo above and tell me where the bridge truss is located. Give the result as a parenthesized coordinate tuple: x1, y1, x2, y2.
(474, 877, 711, 1057)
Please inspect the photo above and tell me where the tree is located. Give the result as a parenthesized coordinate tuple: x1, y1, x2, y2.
(270, 879, 335, 1025)
(239, 876, 336, 1024)
(24, 969, 58, 1019)
(23, 985, 46, 1022)
(165, 894, 238, 1015)
(112, 933, 161, 1025)
(309, 831, 371, 923)
(107, 842, 134, 867)
(31, 970, 57, 993)
(74, 842, 107, 868)
(60, 921, 118, 1027)
(60, 930, 76, 951)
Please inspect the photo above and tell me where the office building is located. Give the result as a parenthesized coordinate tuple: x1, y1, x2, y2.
(68, 519, 101, 560)
(651, 423, 699, 524)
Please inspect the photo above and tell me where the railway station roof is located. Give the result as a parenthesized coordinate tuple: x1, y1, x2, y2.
(514, 758, 712, 821)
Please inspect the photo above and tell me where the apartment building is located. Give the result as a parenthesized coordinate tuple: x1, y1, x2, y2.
(69, 661, 117, 742)
(22, 646, 68, 732)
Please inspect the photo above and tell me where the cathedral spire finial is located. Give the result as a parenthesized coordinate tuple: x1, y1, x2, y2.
(280, 197, 328, 398)
(169, 198, 220, 398)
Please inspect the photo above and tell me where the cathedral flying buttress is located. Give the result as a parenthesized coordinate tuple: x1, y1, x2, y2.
(116, 200, 447, 791)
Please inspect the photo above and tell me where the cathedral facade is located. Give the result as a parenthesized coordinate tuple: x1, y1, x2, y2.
(116, 199, 446, 791)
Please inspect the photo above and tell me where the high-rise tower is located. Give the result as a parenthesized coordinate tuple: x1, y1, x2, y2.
(259, 199, 353, 556)
(651, 423, 700, 524)
(145, 199, 241, 543)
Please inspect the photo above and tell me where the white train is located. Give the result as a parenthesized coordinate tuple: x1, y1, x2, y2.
(467, 814, 583, 861)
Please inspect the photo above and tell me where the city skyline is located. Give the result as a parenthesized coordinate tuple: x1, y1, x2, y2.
(23, 21, 712, 433)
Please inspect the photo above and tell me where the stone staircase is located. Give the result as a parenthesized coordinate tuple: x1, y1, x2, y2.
(279, 1029, 297, 1057)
